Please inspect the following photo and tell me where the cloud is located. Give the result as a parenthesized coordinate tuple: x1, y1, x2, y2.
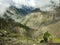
(12, 0, 36, 8)
(35, 0, 50, 7)
(0, 0, 59, 16)
(11, 0, 52, 11)
(0, 0, 10, 16)
(12, 0, 51, 8)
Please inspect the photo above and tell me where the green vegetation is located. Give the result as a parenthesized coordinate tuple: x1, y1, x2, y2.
(52, 38, 60, 43)
(43, 31, 51, 39)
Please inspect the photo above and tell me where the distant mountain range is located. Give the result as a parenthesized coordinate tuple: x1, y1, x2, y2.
(6, 5, 35, 15)
(3, 5, 41, 22)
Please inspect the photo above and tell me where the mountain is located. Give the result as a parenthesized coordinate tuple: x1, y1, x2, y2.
(4, 5, 34, 15)
(21, 9, 60, 38)
(20, 5, 34, 14)
(0, 5, 60, 45)
(3, 6, 35, 22)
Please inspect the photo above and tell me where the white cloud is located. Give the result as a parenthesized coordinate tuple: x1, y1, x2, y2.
(29, 0, 36, 7)
(36, 0, 50, 7)
(35, 0, 60, 11)
(11, 0, 52, 10)
(12, 0, 36, 8)
(12, 0, 51, 8)
(0, 0, 59, 16)
(0, 0, 10, 16)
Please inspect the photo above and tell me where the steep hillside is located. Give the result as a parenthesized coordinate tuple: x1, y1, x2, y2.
(21, 11, 60, 38)
(3, 6, 34, 22)
(0, 17, 35, 45)
(0, 6, 60, 45)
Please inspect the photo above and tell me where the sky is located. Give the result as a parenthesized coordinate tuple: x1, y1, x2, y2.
(11, 0, 51, 8)
(0, 0, 49, 15)
(0, 0, 10, 16)
(0, 0, 59, 15)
